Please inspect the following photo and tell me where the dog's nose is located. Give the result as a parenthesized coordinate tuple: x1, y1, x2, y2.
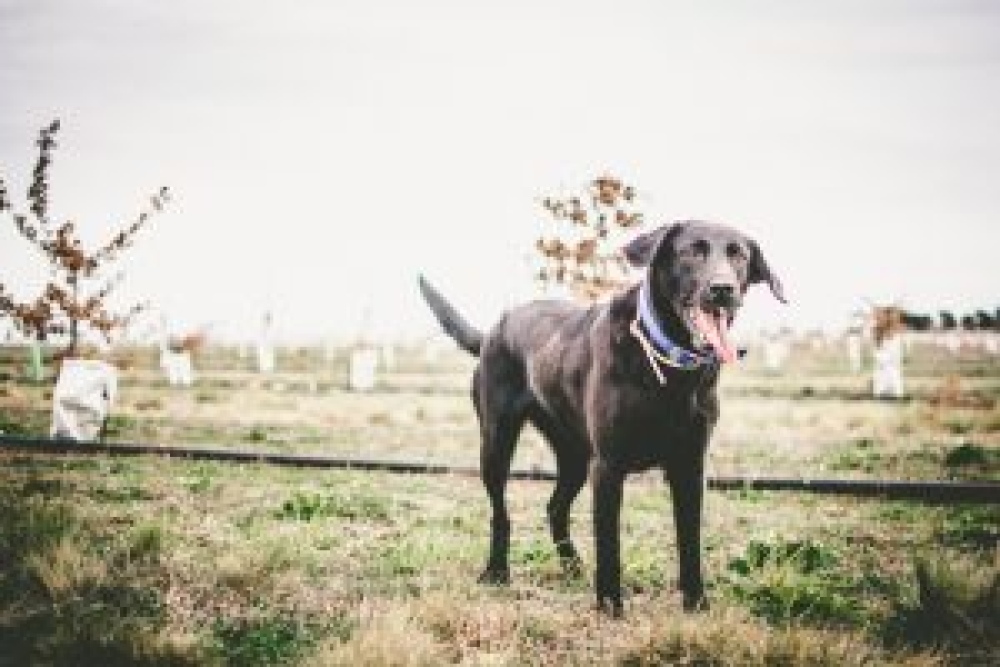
(707, 282, 738, 307)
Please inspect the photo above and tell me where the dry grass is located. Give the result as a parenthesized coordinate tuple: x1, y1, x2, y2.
(302, 604, 447, 667)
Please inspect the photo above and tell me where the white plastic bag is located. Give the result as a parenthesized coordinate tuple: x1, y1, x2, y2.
(50, 359, 118, 441)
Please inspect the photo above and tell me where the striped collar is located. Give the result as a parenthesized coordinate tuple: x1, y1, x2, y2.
(630, 277, 717, 384)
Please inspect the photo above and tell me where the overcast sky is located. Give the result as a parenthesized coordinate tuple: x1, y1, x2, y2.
(1, 0, 998, 343)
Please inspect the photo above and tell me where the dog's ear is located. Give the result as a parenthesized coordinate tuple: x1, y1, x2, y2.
(748, 239, 787, 303)
(622, 223, 679, 268)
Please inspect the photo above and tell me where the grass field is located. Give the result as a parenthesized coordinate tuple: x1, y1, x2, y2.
(0, 339, 998, 665)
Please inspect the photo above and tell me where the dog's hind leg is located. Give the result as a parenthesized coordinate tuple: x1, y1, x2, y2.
(478, 411, 524, 584)
(530, 406, 589, 576)
(475, 362, 530, 585)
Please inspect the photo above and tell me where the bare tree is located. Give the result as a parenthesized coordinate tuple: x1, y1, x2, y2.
(0, 119, 170, 358)
(534, 174, 646, 301)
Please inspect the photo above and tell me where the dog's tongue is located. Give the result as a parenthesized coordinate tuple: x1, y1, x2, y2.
(693, 308, 737, 363)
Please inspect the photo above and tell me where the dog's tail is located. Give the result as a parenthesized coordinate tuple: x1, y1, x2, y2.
(417, 275, 483, 356)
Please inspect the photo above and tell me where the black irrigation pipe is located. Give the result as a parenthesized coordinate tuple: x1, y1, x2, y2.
(1, 434, 998, 505)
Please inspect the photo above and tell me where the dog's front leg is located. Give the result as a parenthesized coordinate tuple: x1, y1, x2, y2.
(592, 459, 625, 617)
(666, 463, 708, 611)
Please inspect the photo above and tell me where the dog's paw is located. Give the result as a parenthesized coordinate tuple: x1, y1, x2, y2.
(560, 554, 585, 579)
(595, 595, 624, 619)
(681, 592, 709, 613)
(477, 567, 510, 585)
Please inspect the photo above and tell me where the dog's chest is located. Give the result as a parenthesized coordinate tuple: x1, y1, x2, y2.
(590, 376, 718, 471)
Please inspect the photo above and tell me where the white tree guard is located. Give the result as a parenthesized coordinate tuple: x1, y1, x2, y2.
(872, 335, 905, 398)
(846, 333, 863, 373)
(349, 348, 378, 391)
(50, 359, 118, 441)
(256, 344, 275, 373)
(256, 313, 275, 373)
(160, 348, 194, 387)
(762, 336, 789, 372)
(380, 343, 395, 370)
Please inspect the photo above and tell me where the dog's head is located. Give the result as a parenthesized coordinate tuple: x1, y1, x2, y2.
(623, 220, 786, 362)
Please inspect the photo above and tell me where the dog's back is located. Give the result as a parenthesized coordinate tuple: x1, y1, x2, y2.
(487, 299, 603, 358)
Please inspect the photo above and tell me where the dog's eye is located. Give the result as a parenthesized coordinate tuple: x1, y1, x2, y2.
(691, 239, 710, 257)
(726, 243, 746, 260)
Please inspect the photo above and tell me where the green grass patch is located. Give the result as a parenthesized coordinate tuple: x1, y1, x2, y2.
(874, 501, 926, 524)
(366, 536, 474, 585)
(944, 442, 999, 469)
(179, 463, 219, 494)
(128, 524, 165, 564)
(88, 484, 156, 503)
(510, 538, 556, 568)
(209, 614, 337, 666)
(938, 505, 1000, 551)
(371, 541, 423, 578)
(101, 414, 138, 438)
(0, 410, 46, 437)
(244, 426, 270, 443)
(274, 490, 391, 522)
(623, 545, 670, 593)
(724, 539, 864, 625)
(828, 438, 884, 473)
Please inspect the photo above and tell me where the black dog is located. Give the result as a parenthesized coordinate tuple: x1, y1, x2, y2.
(418, 220, 785, 616)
